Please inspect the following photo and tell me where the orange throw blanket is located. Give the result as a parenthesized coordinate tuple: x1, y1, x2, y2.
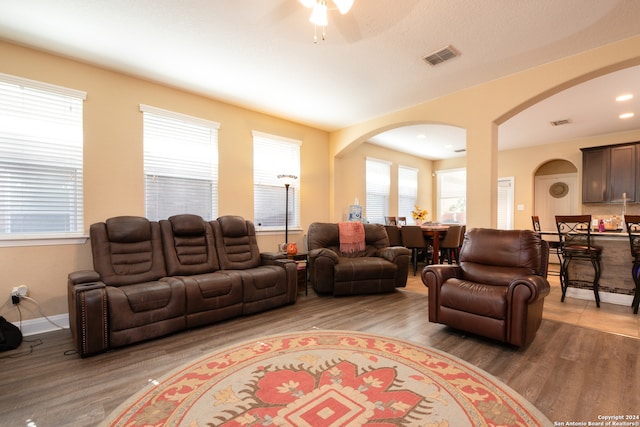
(338, 221, 365, 254)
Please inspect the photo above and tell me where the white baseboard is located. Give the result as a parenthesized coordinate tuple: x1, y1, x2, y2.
(12, 313, 69, 336)
(565, 288, 634, 306)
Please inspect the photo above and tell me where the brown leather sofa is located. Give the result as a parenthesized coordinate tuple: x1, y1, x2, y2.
(421, 228, 550, 347)
(307, 222, 411, 295)
(68, 214, 296, 357)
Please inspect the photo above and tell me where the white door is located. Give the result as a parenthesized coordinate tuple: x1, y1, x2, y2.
(534, 173, 578, 232)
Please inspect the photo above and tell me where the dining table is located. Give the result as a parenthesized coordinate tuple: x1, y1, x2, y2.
(419, 224, 449, 264)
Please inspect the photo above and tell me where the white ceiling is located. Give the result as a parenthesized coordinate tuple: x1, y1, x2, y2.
(1, 0, 639, 159)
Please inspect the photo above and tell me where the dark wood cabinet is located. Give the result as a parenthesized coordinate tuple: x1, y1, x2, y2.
(581, 143, 637, 203)
(581, 147, 609, 203)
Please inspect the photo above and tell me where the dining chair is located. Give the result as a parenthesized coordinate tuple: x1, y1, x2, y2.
(384, 225, 403, 247)
(623, 215, 640, 314)
(384, 216, 397, 226)
(532, 215, 562, 272)
(555, 215, 602, 307)
(400, 226, 431, 275)
(438, 224, 464, 264)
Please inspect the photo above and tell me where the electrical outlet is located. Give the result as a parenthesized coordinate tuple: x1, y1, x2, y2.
(11, 285, 28, 297)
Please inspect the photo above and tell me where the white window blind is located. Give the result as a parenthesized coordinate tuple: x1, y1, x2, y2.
(0, 73, 86, 236)
(253, 131, 301, 230)
(437, 168, 466, 224)
(366, 157, 390, 225)
(398, 166, 418, 224)
(141, 104, 219, 221)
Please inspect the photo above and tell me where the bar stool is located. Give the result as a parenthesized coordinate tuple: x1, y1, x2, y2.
(623, 215, 640, 314)
(532, 215, 562, 274)
(555, 215, 602, 307)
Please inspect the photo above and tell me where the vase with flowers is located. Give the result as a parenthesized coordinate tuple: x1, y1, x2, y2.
(412, 205, 428, 226)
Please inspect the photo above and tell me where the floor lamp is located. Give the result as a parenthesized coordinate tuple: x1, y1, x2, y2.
(277, 174, 297, 245)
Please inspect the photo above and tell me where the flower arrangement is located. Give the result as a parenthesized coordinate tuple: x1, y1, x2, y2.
(411, 205, 428, 221)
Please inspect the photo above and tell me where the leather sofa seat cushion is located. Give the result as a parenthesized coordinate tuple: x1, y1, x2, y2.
(213, 216, 261, 270)
(235, 266, 288, 301)
(334, 258, 397, 281)
(183, 273, 239, 299)
(458, 263, 537, 287)
(106, 278, 185, 332)
(117, 282, 171, 312)
(440, 279, 507, 320)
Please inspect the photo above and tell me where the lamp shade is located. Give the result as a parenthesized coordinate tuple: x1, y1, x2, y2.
(277, 174, 298, 186)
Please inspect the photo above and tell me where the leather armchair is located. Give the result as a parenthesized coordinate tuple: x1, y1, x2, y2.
(307, 222, 411, 295)
(421, 228, 550, 347)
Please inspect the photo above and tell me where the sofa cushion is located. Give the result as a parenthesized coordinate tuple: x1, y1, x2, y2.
(91, 217, 167, 286)
(440, 279, 507, 320)
(161, 214, 219, 276)
(334, 257, 397, 281)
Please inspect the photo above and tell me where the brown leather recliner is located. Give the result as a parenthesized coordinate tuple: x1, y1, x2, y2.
(160, 214, 244, 328)
(68, 214, 297, 357)
(211, 215, 298, 314)
(421, 228, 550, 347)
(307, 222, 411, 295)
(68, 216, 186, 355)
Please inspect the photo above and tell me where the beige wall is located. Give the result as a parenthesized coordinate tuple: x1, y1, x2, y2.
(2, 34, 640, 324)
(0, 41, 330, 322)
(330, 35, 640, 228)
(335, 142, 433, 222)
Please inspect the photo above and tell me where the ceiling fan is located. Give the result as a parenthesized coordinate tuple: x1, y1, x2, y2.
(298, 0, 355, 42)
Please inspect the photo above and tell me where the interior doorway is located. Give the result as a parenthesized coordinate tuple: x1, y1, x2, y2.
(533, 160, 579, 232)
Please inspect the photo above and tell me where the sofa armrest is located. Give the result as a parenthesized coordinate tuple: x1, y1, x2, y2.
(68, 270, 101, 286)
(377, 246, 411, 263)
(507, 275, 551, 346)
(421, 265, 462, 322)
(67, 277, 109, 358)
(308, 248, 339, 294)
(507, 275, 551, 304)
(260, 252, 295, 267)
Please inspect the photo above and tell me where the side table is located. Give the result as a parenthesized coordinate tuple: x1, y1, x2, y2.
(287, 252, 308, 295)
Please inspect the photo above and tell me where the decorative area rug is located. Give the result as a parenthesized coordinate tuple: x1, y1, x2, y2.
(101, 330, 551, 427)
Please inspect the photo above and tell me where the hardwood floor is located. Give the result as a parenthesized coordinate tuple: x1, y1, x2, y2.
(1, 275, 638, 426)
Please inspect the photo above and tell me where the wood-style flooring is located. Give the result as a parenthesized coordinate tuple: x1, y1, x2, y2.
(1, 270, 638, 426)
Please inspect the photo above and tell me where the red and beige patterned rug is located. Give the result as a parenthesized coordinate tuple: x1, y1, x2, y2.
(101, 330, 551, 427)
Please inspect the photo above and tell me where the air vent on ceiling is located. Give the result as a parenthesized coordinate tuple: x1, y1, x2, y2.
(423, 45, 460, 66)
(550, 119, 571, 127)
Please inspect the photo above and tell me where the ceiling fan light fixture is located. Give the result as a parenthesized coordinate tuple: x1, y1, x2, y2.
(299, 0, 315, 8)
(309, 1, 328, 26)
(332, 0, 354, 14)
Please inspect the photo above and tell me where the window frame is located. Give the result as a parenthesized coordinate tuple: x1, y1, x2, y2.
(0, 73, 87, 247)
(140, 104, 220, 221)
(366, 157, 391, 225)
(252, 131, 301, 233)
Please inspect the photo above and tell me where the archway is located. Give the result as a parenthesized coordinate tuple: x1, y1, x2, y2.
(533, 159, 578, 232)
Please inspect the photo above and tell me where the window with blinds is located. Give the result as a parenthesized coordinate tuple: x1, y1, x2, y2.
(398, 166, 418, 224)
(0, 73, 86, 237)
(253, 132, 301, 230)
(437, 168, 466, 224)
(366, 157, 390, 225)
(141, 105, 219, 221)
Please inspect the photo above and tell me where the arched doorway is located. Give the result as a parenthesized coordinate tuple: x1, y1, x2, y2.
(533, 159, 578, 231)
